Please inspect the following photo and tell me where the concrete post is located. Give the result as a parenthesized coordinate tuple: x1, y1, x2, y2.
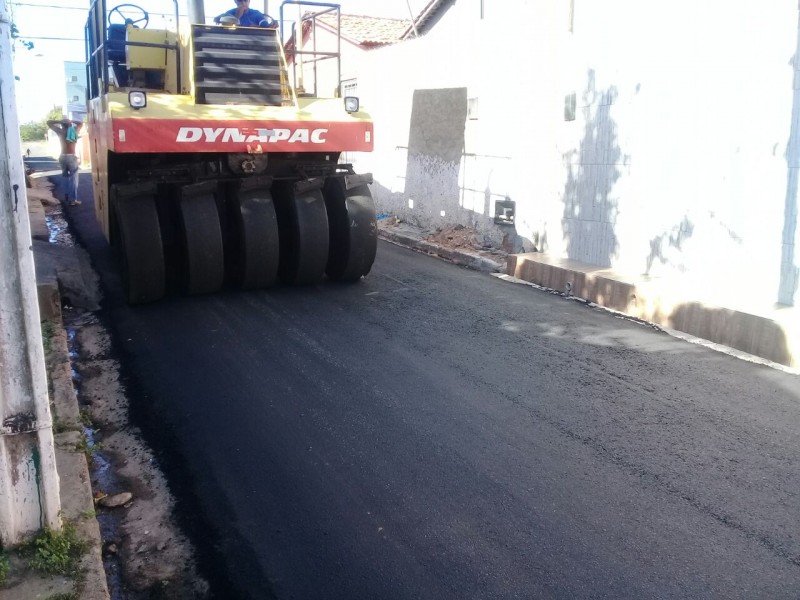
(0, 0, 62, 544)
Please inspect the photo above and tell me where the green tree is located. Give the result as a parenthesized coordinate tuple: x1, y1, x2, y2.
(20, 121, 48, 141)
(46, 106, 64, 122)
(10, 22, 34, 51)
(19, 106, 65, 142)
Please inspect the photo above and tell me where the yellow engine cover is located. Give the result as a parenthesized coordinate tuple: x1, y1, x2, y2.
(126, 26, 168, 69)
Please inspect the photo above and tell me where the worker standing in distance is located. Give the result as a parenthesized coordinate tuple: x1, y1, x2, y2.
(214, 0, 276, 27)
(47, 117, 84, 206)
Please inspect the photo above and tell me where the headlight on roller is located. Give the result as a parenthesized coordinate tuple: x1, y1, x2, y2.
(344, 96, 359, 113)
(129, 90, 147, 110)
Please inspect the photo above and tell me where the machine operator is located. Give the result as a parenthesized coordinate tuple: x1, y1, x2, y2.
(214, 0, 276, 27)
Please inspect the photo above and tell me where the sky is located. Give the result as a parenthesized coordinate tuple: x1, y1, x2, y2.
(8, 0, 424, 123)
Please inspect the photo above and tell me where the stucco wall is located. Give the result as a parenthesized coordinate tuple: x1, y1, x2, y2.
(557, 0, 799, 310)
(352, 0, 799, 309)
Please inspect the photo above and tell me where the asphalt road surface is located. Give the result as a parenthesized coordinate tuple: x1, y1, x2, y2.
(62, 173, 800, 599)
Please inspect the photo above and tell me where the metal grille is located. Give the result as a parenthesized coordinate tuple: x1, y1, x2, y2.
(192, 25, 285, 106)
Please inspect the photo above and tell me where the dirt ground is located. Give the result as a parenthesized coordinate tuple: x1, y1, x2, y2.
(72, 314, 209, 599)
(421, 222, 529, 257)
(423, 223, 484, 251)
(45, 191, 210, 598)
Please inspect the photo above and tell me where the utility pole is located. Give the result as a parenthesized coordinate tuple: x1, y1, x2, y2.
(0, 0, 61, 544)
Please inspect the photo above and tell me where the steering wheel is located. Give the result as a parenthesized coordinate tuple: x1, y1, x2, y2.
(108, 4, 149, 29)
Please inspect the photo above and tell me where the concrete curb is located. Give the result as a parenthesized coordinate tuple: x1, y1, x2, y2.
(377, 215, 798, 371)
(27, 176, 110, 598)
(508, 252, 799, 371)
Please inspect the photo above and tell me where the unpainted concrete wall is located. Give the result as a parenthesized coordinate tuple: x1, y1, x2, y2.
(355, 0, 558, 251)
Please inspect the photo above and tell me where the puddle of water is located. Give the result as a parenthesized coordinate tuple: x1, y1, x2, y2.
(45, 207, 75, 247)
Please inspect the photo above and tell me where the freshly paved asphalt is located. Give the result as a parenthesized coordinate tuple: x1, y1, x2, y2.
(61, 173, 800, 599)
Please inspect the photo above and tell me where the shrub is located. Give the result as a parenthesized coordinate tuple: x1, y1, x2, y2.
(22, 522, 86, 576)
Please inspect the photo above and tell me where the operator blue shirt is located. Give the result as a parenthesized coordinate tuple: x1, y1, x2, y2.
(215, 7, 274, 27)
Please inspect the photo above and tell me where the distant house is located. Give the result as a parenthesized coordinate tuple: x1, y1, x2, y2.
(283, 13, 407, 98)
(53, 62, 89, 165)
(63, 61, 87, 122)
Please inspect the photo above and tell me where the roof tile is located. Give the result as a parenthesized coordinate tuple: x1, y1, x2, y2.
(317, 14, 408, 46)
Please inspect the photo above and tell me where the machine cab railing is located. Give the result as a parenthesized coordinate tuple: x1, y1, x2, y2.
(279, 1, 343, 98)
(85, 1, 349, 105)
(85, 0, 182, 99)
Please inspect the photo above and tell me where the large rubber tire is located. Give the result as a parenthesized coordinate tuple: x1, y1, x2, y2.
(113, 195, 165, 304)
(179, 190, 225, 295)
(274, 182, 329, 285)
(323, 178, 377, 281)
(235, 185, 279, 290)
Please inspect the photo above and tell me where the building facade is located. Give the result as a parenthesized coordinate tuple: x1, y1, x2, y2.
(64, 60, 87, 122)
(353, 0, 799, 315)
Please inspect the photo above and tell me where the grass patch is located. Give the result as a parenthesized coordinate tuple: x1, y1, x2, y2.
(44, 593, 78, 600)
(52, 412, 68, 434)
(41, 320, 56, 354)
(0, 553, 10, 586)
(75, 434, 102, 458)
(21, 522, 86, 577)
(78, 408, 93, 428)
